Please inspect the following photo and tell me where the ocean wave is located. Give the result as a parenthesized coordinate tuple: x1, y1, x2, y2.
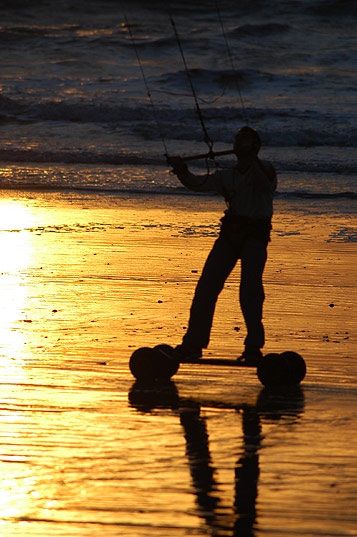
(0, 23, 87, 43)
(0, 25, 49, 40)
(122, 35, 177, 49)
(155, 67, 276, 92)
(307, 0, 357, 15)
(276, 191, 357, 200)
(228, 23, 291, 38)
(0, 149, 161, 166)
(1, 93, 356, 148)
(0, 177, 355, 201)
(1, 148, 357, 177)
(0, 180, 191, 196)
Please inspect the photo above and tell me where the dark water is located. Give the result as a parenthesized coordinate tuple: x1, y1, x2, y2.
(0, 0, 356, 209)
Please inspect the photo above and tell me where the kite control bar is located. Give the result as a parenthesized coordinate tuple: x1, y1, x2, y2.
(166, 148, 235, 174)
(181, 149, 235, 161)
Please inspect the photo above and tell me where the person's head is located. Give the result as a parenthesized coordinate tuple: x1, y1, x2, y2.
(234, 126, 261, 157)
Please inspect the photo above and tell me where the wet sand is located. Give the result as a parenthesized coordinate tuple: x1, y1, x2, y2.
(0, 189, 356, 536)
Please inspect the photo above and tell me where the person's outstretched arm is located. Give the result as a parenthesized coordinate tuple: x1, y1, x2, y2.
(167, 156, 225, 194)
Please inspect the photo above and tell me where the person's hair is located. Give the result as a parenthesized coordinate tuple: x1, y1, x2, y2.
(235, 126, 261, 152)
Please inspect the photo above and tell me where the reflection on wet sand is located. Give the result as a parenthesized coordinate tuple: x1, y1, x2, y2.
(129, 382, 305, 536)
(0, 191, 354, 536)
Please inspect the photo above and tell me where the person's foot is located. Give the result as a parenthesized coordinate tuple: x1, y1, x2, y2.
(174, 344, 202, 363)
(237, 345, 263, 366)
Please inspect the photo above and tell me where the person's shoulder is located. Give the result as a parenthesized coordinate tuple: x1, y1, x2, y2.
(258, 159, 276, 180)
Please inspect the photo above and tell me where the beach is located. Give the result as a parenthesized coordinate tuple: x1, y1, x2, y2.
(0, 1, 356, 533)
(0, 188, 355, 536)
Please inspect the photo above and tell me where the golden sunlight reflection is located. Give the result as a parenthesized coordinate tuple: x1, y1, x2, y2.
(0, 191, 353, 536)
(0, 201, 34, 375)
(0, 204, 38, 531)
(0, 473, 32, 522)
(0, 201, 34, 232)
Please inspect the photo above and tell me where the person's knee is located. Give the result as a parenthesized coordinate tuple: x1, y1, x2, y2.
(240, 281, 265, 307)
(195, 274, 225, 299)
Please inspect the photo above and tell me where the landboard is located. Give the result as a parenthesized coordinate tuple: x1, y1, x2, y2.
(129, 345, 306, 387)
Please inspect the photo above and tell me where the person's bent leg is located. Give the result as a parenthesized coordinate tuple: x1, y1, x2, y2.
(182, 236, 238, 350)
(239, 238, 267, 351)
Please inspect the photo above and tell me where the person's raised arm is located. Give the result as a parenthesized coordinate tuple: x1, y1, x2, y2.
(167, 156, 224, 193)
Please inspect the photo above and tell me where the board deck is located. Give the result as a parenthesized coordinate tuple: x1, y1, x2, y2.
(179, 357, 257, 368)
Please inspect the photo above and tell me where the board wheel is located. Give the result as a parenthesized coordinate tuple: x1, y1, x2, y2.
(153, 344, 179, 378)
(279, 351, 306, 384)
(257, 351, 306, 387)
(129, 345, 179, 381)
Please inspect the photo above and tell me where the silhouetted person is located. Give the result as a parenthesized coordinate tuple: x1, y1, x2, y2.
(168, 126, 277, 364)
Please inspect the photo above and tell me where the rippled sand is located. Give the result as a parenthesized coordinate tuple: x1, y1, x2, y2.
(0, 190, 355, 536)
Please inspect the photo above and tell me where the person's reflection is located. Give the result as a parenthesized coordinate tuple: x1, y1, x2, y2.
(129, 383, 304, 537)
(179, 402, 261, 536)
(234, 405, 261, 536)
(179, 404, 220, 526)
